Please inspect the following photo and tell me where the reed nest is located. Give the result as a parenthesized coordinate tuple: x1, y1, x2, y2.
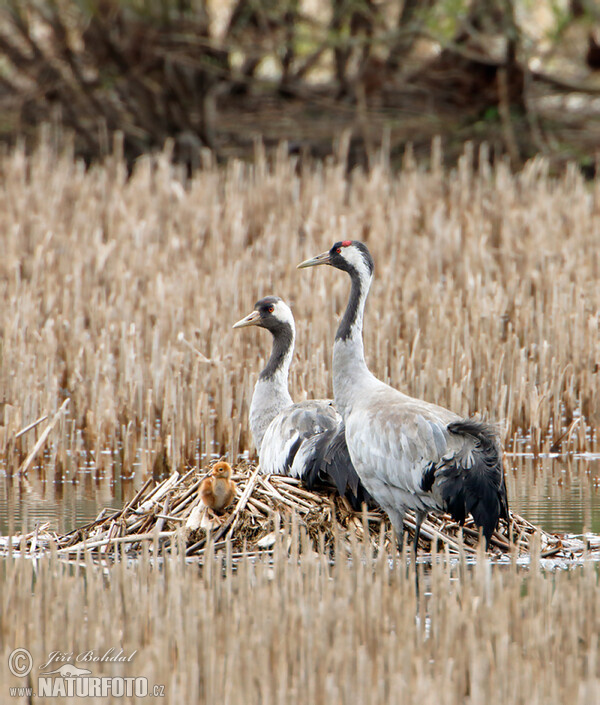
(2, 465, 597, 562)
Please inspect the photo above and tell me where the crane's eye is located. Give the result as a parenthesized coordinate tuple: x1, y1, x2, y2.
(268, 306, 274, 313)
(336, 247, 341, 253)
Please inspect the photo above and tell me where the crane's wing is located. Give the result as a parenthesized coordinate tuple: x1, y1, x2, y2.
(259, 400, 373, 509)
(428, 419, 509, 540)
(346, 388, 507, 540)
(293, 423, 374, 510)
(346, 397, 454, 509)
(259, 400, 339, 476)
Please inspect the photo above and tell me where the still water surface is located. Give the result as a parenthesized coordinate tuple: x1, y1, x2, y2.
(1, 452, 599, 538)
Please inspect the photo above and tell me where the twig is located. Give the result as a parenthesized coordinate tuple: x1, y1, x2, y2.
(497, 68, 521, 169)
(177, 332, 221, 365)
(57, 531, 177, 554)
(15, 415, 48, 439)
(136, 471, 180, 513)
(120, 476, 154, 515)
(18, 399, 70, 476)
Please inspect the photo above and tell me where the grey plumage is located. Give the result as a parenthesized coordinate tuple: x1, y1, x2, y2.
(233, 296, 371, 508)
(298, 241, 509, 549)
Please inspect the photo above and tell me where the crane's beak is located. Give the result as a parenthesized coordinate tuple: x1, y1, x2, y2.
(297, 251, 331, 269)
(232, 310, 261, 329)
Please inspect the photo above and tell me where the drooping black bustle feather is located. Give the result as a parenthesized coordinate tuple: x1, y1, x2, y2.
(436, 419, 509, 544)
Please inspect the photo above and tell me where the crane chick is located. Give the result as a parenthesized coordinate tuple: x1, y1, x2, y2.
(200, 461, 237, 513)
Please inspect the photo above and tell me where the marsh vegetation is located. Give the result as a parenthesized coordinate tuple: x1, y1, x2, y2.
(0, 139, 597, 477)
(0, 130, 598, 702)
(2, 534, 600, 703)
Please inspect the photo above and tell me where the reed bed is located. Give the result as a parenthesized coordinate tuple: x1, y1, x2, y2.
(0, 136, 598, 486)
(2, 532, 600, 704)
(2, 465, 597, 563)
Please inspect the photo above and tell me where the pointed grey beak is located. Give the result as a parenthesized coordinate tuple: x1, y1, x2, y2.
(297, 251, 331, 269)
(232, 310, 261, 329)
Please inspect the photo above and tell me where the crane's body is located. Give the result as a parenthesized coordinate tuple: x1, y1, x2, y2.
(233, 296, 370, 507)
(299, 241, 508, 549)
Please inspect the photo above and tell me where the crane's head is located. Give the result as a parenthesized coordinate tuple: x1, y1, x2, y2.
(211, 461, 232, 479)
(297, 240, 374, 281)
(232, 296, 295, 336)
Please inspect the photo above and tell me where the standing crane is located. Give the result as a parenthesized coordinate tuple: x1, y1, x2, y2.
(233, 295, 371, 509)
(298, 241, 509, 551)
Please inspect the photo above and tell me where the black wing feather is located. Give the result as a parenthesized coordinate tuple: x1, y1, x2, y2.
(302, 425, 373, 511)
(436, 419, 509, 544)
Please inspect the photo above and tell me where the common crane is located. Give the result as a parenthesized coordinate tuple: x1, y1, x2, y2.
(298, 241, 509, 551)
(233, 296, 371, 509)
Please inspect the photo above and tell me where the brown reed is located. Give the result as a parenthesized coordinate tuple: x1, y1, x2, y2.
(1, 531, 599, 704)
(0, 137, 598, 485)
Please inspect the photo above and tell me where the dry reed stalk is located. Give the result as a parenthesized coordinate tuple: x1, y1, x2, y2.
(17, 399, 70, 476)
(0, 137, 598, 547)
(2, 530, 600, 704)
(14, 414, 48, 439)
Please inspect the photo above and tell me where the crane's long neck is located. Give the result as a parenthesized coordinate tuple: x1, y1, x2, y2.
(250, 322, 295, 451)
(333, 270, 377, 419)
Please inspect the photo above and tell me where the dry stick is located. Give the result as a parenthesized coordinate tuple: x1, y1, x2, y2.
(59, 509, 121, 543)
(540, 546, 563, 559)
(242, 502, 262, 518)
(274, 477, 301, 485)
(100, 520, 119, 555)
(246, 496, 273, 515)
(258, 476, 303, 510)
(194, 540, 229, 556)
(125, 518, 148, 534)
(18, 399, 70, 476)
(15, 414, 48, 439)
(178, 466, 201, 485)
(56, 531, 177, 554)
(136, 471, 180, 513)
(272, 485, 316, 511)
(272, 479, 325, 502)
(170, 479, 203, 512)
(216, 465, 262, 538)
(459, 525, 511, 551)
(177, 333, 221, 365)
(119, 476, 155, 516)
(155, 514, 187, 523)
(28, 522, 49, 555)
(170, 492, 200, 516)
(402, 513, 477, 554)
(155, 497, 170, 535)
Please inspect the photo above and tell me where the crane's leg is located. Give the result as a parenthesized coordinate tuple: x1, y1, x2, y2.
(413, 511, 426, 555)
(388, 509, 406, 556)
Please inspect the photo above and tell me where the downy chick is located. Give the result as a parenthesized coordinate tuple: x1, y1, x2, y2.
(200, 461, 237, 512)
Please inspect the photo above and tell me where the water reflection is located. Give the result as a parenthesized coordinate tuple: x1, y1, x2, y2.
(0, 467, 141, 536)
(506, 452, 600, 534)
(1, 451, 599, 537)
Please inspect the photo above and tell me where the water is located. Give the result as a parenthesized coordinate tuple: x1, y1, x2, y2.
(0, 469, 141, 537)
(1, 451, 599, 538)
(506, 451, 600, 535)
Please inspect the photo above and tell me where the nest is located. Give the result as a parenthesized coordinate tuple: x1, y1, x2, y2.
(1, 465, 597, 562)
